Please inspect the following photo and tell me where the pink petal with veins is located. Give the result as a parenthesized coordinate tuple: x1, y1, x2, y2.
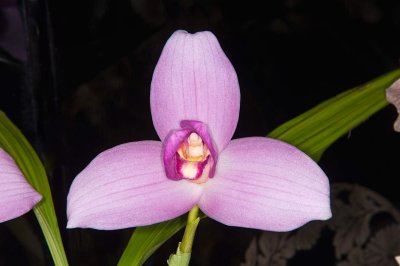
(198, 137, 331, 231)
(150, 30, 240, 152)
(0, 148, 42, 223)
(67, 141, 203, 230)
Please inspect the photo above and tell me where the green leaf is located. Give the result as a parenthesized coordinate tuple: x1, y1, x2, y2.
(0, 112, 69, 266)
(268, 68, 400, 160)
(118, 68, 400, 266)
(118, 216, 187, 266)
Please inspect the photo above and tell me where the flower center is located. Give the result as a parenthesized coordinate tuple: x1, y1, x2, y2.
(176, 133, 211, 183)
(162, 120, 217, 182)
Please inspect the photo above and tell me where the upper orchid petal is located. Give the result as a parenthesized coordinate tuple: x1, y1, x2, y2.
(198, 137, 331, 231)
(150, 30, 240, 152)
(0, 148, 42, 223)
(67, 141, 203, 230)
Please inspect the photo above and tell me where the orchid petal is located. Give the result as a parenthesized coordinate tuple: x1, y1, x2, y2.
(0, 148, 42, 223)
(150, 30, 240, 152)
(67, 141, 203, 230)
(198, 137, 331, 231)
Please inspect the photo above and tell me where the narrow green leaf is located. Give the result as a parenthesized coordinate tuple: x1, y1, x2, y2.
(0, 112, 69, 266)
(118, 69, 400, 266)
(118, 216, 187, 266)
(268, 68, 400, 160)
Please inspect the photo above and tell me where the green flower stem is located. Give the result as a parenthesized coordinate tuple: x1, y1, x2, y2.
(180, 205, 200, 253)
(167, 206, 200, 266)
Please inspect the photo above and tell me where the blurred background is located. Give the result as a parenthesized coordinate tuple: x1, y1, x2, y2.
(1, 0, 400, 265)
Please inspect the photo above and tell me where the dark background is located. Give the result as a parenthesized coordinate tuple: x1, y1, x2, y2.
(1, 0, 400, 265)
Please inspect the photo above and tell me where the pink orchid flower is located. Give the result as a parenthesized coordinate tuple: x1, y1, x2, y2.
(0, 148, 42, 223)
(67, 30, 331, 231)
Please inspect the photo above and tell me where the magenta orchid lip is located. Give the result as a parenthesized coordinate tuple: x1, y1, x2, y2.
(66, 30, 331, 231)
(163, 120, 217, 182)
